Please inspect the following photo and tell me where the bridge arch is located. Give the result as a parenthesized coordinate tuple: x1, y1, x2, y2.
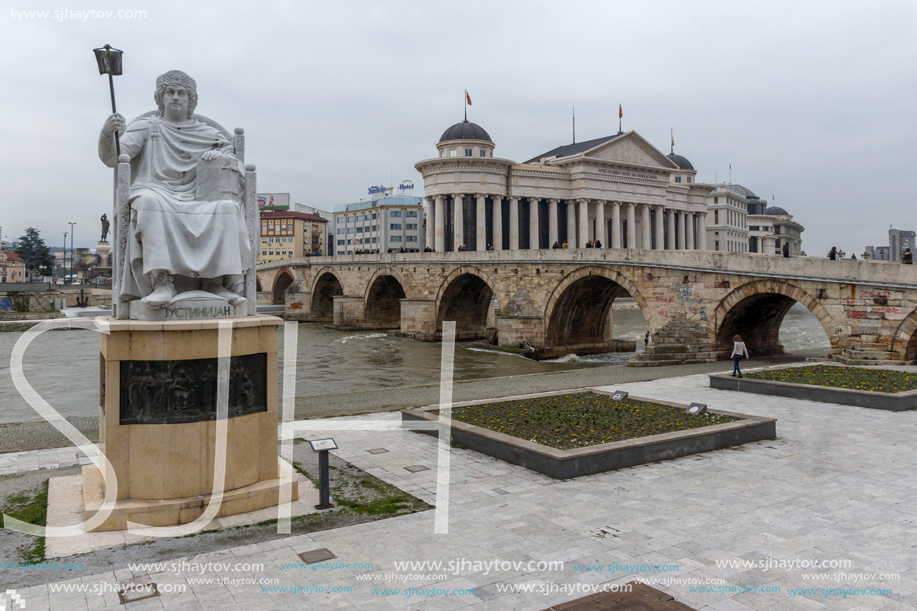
(434, 266, 497, 340)
(310, 269, 344, 320)
(256, 277, 263, 293)
(543, 266, 648, 348)
(271, 268, 294, 305)
(713, 279, 836, 357)
(893, 308, 917, 363)
(364, 268, 408, 328)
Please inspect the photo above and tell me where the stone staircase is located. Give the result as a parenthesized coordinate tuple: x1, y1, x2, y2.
(628, 319, 717, 367)
(832, 341, 907, 366)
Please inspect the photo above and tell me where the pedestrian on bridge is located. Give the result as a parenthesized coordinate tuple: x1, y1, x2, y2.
(903, 248, 913, 264)
(828, 246, 838, 260)
(732, 335, 749, 377)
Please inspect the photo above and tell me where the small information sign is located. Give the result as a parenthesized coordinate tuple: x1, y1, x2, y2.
(611, 390, 629, 401)
(309, 438, 338, 452)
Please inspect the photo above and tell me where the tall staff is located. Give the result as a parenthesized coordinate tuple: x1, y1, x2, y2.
(92, 44, 124, 156)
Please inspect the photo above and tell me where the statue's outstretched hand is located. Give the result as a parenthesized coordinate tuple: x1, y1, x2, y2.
(102, 113, 125, 137)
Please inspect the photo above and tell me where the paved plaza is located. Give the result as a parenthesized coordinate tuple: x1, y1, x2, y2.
(3, 367, 917, 609)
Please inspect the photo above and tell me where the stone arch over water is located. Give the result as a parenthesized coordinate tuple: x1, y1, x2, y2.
(311, 271, 343, 320)
(364, 270, 407, 328)
(435, 267, 496, 339)
(543, 266, 647, 349)
(272, 269, 294, 305)
(713, 279, 836, 358)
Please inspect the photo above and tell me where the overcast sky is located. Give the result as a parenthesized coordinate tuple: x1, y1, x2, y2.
(2, 0, 915, 257)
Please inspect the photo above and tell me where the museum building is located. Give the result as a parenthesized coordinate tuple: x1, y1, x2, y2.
(415, 120, 713, 252)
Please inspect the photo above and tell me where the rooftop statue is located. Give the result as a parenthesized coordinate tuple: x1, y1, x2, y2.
(98, 70, 251, 310)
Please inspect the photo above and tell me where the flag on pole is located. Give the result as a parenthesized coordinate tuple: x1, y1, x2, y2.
(619, 104, 623, 118)
(466, 90, 472, 106)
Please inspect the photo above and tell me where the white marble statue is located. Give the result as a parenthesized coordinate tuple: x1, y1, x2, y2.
(98, 70, 250, 308)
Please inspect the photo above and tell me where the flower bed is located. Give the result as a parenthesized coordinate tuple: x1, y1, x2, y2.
(448, 392, 739, 450)
(743, 365, 917, 393)
(402, 389, 776, 479)
(710, 365, 917, 411)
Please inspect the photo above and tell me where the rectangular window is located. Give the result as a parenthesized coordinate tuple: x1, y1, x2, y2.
(406, 235, 417, 242)
(261, 250, 266, 255)
(347, 227, 355, 233)
(391, 236, 402, 242)
(675, 176, 682, 183)
(390, 223, 402, 230)
(406, 210, 418, 217)
(391, 210, 402, 217)
(450, 149, 457, 157)
(406, 224, 417, 230)
(480, 150, 486, 157)
(372, 213, 377, 220)
(687, 177, 692, 183)
(465, 149, 472, 156)
(714, 210, 719, 224)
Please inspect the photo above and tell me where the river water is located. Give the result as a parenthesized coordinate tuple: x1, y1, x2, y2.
(0, 305, 830, 425)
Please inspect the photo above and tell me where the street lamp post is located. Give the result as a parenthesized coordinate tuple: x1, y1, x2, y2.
(68, 222, 76, 284)
(62, 232, 68, 282)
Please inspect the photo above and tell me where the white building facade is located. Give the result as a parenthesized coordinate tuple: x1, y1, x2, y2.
(415, 121, 712, 252)
(332, 193, 424, 255)
(705, 184, 749, 253)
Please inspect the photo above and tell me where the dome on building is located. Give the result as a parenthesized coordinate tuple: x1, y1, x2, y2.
(439, 121, 492, 143)
(729, 184, 757, 199)
(666, 153, 694, 170)
(765, 206, 789, 216)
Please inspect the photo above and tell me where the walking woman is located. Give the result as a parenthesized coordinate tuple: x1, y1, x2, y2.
(732, 334, 749, 377)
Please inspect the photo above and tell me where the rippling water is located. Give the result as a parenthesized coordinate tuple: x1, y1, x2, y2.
(0, 305, 829, 424)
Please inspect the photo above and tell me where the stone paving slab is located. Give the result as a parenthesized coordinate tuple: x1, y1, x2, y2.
(4, 367, 917, 609)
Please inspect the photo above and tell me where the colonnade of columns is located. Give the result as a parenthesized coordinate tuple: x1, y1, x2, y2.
(424, 195, 707, 252)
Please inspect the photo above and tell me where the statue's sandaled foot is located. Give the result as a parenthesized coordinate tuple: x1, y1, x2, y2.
(142, 271, 176, 308)
(202, 278, 245, 305)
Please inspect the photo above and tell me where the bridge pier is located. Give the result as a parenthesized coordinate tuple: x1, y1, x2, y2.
(332, 295, 366, 330)
(399, 299, 437, 341)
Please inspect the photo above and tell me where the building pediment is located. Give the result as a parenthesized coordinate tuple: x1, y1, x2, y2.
(581, 132, 677, 170)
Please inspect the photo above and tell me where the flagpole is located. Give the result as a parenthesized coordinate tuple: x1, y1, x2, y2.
(464, 90, 467, 122)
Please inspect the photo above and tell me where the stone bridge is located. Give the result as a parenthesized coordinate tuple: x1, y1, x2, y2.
(257, 250, 917, 365)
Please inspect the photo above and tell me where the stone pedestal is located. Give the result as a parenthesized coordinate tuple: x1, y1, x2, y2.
(84, 314, 297, 531)
(97, 241, 111, 268)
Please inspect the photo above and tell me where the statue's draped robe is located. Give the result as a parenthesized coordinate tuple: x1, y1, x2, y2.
(100, 115, 250, 301)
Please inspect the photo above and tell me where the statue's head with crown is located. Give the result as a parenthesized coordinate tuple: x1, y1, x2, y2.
(153, 70, 198, 121)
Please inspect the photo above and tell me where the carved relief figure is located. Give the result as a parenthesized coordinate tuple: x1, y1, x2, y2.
(98, 70, 251, 308)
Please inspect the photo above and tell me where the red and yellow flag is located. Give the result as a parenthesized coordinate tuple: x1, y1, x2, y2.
(466, 90, 472, 106)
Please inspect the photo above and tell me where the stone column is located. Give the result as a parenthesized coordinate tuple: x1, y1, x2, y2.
(667, 209, 675, 250)
(434, 195, 445, 252)
(697, 211, 707, 250)
(654, 206, 664, 250)
(595, 200, 605, 247)
(626, 203, 636, 249)
(566, 201, 576, 247)
(677, 211, 686, 250)
(641, 204, 651, 250)
(578, 199, 589, 248)
(493, 196, 503, 251)
(476, 194, 487, 251)
(611, 202, 621, 249)
(453, 193, 464, 251)
(509, 198, 519, 250)
(425, 196, 434, 251)
(686, 211, 695, 250)
(529, 197, 540, 249)
(548, 199, 559, 247)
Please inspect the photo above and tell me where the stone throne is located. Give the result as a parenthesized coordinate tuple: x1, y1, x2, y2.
(111, 112, 259, 321)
